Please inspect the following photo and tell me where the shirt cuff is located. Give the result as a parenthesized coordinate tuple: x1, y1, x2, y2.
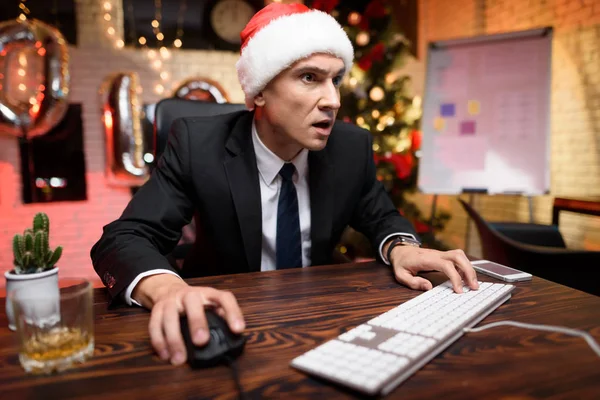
(124, 269, 183, 307)
(379, 232, 418, 265)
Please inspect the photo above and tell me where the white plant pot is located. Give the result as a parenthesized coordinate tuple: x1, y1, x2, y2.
(5, 267, 59, 331)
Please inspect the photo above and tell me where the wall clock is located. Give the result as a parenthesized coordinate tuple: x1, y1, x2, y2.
(209, 0, 255, 45)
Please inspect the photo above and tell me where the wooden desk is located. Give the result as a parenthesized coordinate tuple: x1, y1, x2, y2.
(1, 262, 599, 399)
(552, 197, 600, 225)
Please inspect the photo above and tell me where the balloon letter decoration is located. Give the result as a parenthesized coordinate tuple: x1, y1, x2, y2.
(0, 18, 70, 138)
(99, 72, 149, 186)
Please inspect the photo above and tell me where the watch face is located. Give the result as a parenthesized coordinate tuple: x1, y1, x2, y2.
(210, 0, 255, 44)
(399, 237, 421, 247)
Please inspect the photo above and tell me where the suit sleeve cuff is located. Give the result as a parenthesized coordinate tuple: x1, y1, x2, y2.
(379, 232, 418, 265)
(124, 269, 183, 307)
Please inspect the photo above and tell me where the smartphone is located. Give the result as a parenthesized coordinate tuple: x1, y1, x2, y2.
(471, 260, 532, 282)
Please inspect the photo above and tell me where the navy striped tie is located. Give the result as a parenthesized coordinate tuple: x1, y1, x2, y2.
(276, 163, 302, 269)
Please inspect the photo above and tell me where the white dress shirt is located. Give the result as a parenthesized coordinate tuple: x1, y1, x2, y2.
(124, 119, 415, 306)
(251, 121, 312, 270)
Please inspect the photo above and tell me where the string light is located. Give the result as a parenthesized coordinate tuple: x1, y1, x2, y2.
(103, 1, 123, 49)
(348, 12, 361, 26)
(150, 0, 186, 94)
(356, 31, 370, 46)
(18, 0, 30, 21)
(174, 0, 187, 48)
(102, 0, 189, 95)
(370, 86, 385, 102)
(153, 0, 163, 45)
(150, 0, 169, 93)
(159, 46, 170, 59)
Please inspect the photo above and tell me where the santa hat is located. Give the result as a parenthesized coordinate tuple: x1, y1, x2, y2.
(235, 3, 354, 110)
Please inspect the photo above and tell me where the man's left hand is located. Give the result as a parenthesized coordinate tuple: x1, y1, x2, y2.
(388, 245, 479, 293)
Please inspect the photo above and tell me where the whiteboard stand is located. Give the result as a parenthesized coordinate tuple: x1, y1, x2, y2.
(527, 196, 534, 223)
(429, 194, 438, 231)
(461, 189, 487, 255)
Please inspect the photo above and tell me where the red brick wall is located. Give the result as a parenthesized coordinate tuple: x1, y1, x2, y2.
(0, 0, 245, 285)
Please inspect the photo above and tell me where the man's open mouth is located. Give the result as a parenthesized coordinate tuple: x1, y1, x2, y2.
(313, 120, 332, 129)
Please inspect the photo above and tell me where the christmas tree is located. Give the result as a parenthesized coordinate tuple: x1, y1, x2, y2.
(310, 0, 451, 259)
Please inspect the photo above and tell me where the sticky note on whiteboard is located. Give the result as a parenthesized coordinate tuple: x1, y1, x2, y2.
(468, 100, 481, 115)
(440, 103, 455, 117)
(460, 120, 476, 135)
(434, 117, 446, 131)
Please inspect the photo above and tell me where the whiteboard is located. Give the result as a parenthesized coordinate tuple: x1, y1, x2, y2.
(417, 28, 552, 195)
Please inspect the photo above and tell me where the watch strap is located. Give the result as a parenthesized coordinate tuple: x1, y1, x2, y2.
(386, 236, 421, 263)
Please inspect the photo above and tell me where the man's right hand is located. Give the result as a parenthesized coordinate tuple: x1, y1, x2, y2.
(132, 274, 245, 365)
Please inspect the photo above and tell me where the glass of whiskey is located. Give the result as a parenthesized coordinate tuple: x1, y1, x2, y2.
(9, 278, 94, 374)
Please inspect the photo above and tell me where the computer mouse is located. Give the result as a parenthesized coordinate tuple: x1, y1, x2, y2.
(180, 309, 246, 368)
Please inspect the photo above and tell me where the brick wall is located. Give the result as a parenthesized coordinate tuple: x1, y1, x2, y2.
(0, 0, 245, 284)
(414, 0, 600, 255)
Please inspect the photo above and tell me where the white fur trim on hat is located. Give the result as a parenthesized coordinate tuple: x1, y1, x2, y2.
(236, 10, 354, 110)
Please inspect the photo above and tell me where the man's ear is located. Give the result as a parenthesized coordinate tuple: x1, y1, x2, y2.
(254, 91, 266, 107)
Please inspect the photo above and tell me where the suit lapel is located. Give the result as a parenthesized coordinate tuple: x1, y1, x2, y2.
(309, 149, 334, 266)
(223, 112, 262, 272)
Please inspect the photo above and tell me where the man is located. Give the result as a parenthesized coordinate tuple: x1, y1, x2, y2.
(91, 3, 478, 366)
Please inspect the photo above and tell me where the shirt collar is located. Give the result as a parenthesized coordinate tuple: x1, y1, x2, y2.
(251, 118, 308, 186)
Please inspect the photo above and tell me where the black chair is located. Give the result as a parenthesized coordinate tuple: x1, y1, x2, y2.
(489, 222, 567, 248)
(153, 98, 246, 268)
(459, 199, 599, 296)
(154, 98, 246, 161)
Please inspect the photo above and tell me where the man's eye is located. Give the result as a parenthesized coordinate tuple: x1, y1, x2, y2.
(302, 73, 315, 83)
(333, 76, 342, 87)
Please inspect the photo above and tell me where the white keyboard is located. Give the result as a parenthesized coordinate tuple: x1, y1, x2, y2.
(291, 280, 515, 396)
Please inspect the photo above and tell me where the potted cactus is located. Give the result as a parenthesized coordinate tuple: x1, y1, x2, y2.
(5, 212, 62, 330)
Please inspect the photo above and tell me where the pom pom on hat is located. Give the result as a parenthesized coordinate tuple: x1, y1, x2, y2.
(235, 3, 354, 109)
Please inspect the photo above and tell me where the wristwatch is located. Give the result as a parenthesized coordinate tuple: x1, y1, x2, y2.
(386, 236, 421, 263)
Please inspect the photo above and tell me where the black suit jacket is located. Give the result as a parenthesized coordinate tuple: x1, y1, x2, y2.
(91, 110, 417, 301)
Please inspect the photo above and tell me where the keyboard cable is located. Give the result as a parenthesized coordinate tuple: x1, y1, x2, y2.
(463, 321, 600, 358)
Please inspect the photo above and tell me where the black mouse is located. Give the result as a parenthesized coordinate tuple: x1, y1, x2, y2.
(180, 309, 246, 368)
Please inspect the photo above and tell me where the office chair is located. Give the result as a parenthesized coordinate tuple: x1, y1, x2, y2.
(459, 199, 599, 296)
(488, 221, 567, 248)
(153, 98, 246, 268)
(154, 97, 246, 162)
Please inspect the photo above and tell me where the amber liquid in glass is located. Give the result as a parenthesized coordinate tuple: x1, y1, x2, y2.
(19, 326, 93, 373)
